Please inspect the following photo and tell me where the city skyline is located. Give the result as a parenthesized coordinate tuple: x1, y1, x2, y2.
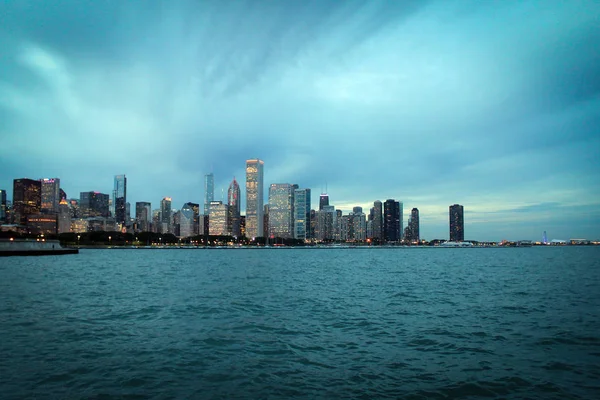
(1, 1, 599, 241)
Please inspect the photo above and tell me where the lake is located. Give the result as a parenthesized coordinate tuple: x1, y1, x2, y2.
(1, 247, 599, 399)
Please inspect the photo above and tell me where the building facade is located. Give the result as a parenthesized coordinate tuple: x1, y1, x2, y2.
(268, 183, 294, 239)
(114, 175, 127, 226)
(80, 191, 110, 218)
(383, 199, 401, 242)
(13, 178, 41, 226)
(227, 178, 241, 237)
(0, 189, 6, 223)
(161, 197, 172, 234)
(135, 202, 152, 232)
(209, 201, 229, 236)
(449, 204, 464, 242)
(245, 159, 264, 239)
(179, 203, 195, 238)
(204, 173, 214, 215)
(293, 188, 311, 240)
(41, 178, 60, 213)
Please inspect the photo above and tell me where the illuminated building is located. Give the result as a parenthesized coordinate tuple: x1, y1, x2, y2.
(27, 214, 57, 235)
(13, 178, 41, 226)
(71, 218, 88, 233)
(41, 178, 61, 213)
(58, 199, 71, 234)
(293, 188, 311, 240)
(209, 201, 229, 236)
(245, 158, 264, 239)
(268, 183, 294, 239)
(352, 207, 366, 241)
(114, 175, 127, 225)
(0, 189, 6, 222)
(204, 173, 214, 215)
(384, 199, 401, 242)
(179, 203, 195, 238)
(228, 178, 241, 237)
(80, 191, 110, 218)
(135, 202, 151, 232)
(316, 205, 336, 241)
(449, 204, 464, 242)
(161, 197, 172, 233)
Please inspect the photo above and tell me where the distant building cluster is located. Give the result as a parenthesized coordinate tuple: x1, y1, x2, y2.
(0, 158, 467, 243)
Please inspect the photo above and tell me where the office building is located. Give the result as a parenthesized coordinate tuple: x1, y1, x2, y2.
(316, 205, 336, 241)
(319, 193, 329, 210)
(135, 202, 152, 232)
(13, 178, 41, 226)
(227, 178, 241, 237)
(384, 199, 401, 242)
(293, 188, 311, 240)
(245, 158, 264, 239)
(449, 204, 464, 242)
(114, 174, 127, 225)
(27, 214, 58, 235)
(268, 183, 294, 239)
(58, 199, 71, 234)
(41, 178, 60, 213)
(371, 200, 383, 240)
(80, 191, 110, 218)
(352, 207, 366, 241)
(209, 201, 229, 236)
(204, 173, 214, 215)
(179, 203, 195, 238)
(161, 197, 172, 233)
(187, 202, 200, 235)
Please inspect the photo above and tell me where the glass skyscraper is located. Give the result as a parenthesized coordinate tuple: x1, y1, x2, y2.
(228, 178, 241, 237)
(13, 178, 41, 226)
(161, 197, 172, 234)
(41, 178, 60, 213)
(114, 174, 127, 225)
(245, 159, 264, 239)
(383, 199, 401, 242)
(293, 188, 311, 240)
(449, 204, 464, 242)
(135, 201, 151, 232)
(268, 183, 294, 239)
(204, 173, 214, 215)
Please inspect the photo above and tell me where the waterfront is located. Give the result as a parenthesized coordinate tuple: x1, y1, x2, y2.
(1, 247, 599, 398)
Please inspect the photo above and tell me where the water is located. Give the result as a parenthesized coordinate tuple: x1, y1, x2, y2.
(1, 247, 599, 399)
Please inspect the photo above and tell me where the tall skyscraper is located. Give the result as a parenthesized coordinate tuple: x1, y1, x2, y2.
(406, 208, 420, 243)
(383, 199, 400, 242)
(319, 193, 329, 210)
(161, 197, 172, 233)
(449, 204, 464, 242)
(268, 183, 294, 239)
(245, 158, 264, 239)
(13, 178, 41, 226)
(372, 200, 383, 240)
(294, 188, 311, 240)
(0, 189, 6, 223)
(41, 178, 60, 213)
(204, 173, 214, 215)
(58, 199, 71, 234)
(316, 205, 336, 241)
(227, 178, 241, 237)
(179, 203, 195, 238)
(114, 175, 127, 225)
(135, 202, 151, 232)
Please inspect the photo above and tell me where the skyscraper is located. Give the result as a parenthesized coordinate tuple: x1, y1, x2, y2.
(80, 191, 110, 217)
(228, 178, 241, 237)
(245, 158, 264, 239)
(135, 202, 151, 232)
(319, 193, 329, 210)
(161, 197, 172, 234)
(294, 188, 311, 240)
(114, 175, 127, 225)
(0, 189, 6, 223)
(13, 178, 41, 226)
(268, 183, 294, 239)
(406, 208, 420, 243)
(41, 178, 60, 213)
(204, 173, 214, 215)
(179, 203, 195, 238)
(209, 201, 229, 236)
(449, 204, 464, 242)
(58, 199, 71, 234)
(372, 200, 383, 240)
(383, 199, 400, 242)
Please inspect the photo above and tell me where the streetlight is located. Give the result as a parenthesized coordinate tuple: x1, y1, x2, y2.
(108, 236, 112, 247)
(77, 234, 80, 247)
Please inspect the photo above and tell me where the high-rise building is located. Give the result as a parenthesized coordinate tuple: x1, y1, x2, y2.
(293, 188, 311, 240)
(114, 174, 127, 225)
(317, 205, 336, 241)
(204, 173, 214, 215)
(0, 189, 6, 223)
(161, 197, 172, 234)
(209, 201, 229, 236)
(245, 158, 264, 239)
(406, 208, 420, 243)
(80, 191, 110, 217)
(227, 178, 241, 237)
(449, 204, 464, 242)
(383, 199, 401, 242)
(186, 202, 200, 235)
(372, 200, 383, 240)
(27, 214, 58, 235)
(135, 202, 151, 232)
(41, 178, 60, 213)
(352, 207, 366, 241)
(13, 178, 41, 226)
(319, 193, 329, 210)
(179, 203, 195, 238)
(268, 183, 294, 239)
(58, 199, 71, 234)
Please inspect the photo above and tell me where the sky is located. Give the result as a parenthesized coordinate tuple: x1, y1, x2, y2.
(1, 0, 599, 241)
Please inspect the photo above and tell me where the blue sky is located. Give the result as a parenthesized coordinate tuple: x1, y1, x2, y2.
(1, 0, 599, 241)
